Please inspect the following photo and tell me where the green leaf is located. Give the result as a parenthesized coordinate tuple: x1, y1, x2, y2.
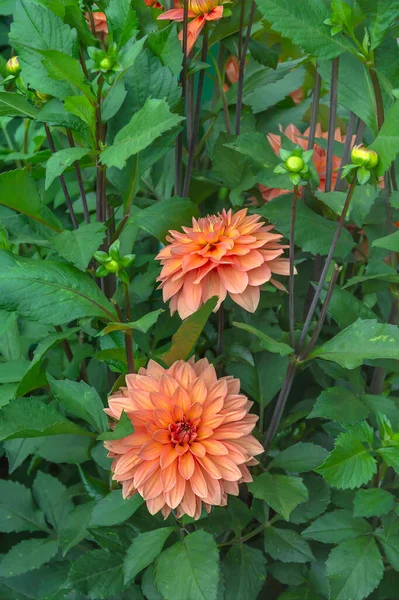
(49, 378, 108, 433)
(52, 222, 106, 271)
(4, 437, 40, 473)
(89, 490, 143, 527)
(100, 310, 164, 336)
(377, 446, 399, 474)
(303, 509, 372, 544)
(254, 0, 355, 59)
(66, 549, 124, 599)
(353, 488, 395, 518)
(370, 101, 399, 176)
(372, 230, 399, 252)
(320, 285, 378, 329)
(0, 92, 39, 118)
(0, 397, 93, 441)
(258, 194, 353, 258)
(33, 472, 73, 531)
(0, 538, 59, 577)
(268, 563, 307, 587)
(37, 434, 92, 464)
(249, 473, 308, 520)
(375, 515, 399, 571)
(268, 442, 329, 472)
(326, 537, 384, 600)
(60, 502, 95, 556)
(0, 169, 62, 232)
(154, 530, 219, 600)
(45, 147, 92, 191)
(222, 545, 267, 600)
(290, 474, 331, 525)
(0, 480, 48, 533)
(64, 95, 96, 133)
(106, 0, 138, 48)
(0, 251, 118, 325)
(244, 67, 306, 114)
(101, 98, 184, 169)
(0, 359, 31, 384)
(310, 319, 399, 369)
(264, 526, 315, 563)
(357, 0, 399, 49)
(316, 423, 377, 489)
(158, 297, 218, 367)
(124, 528, 175, 584)
(232, 322, 294, 357)
(147, 23, 182, 76)
(40, 49, 94, 100)
(308, 387, 370, 424)
(97, 410, 135, 441)
(130, 196, 199, 243)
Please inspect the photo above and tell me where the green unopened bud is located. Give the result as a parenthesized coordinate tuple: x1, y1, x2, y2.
(109, 240, 120, 260)
(285, 155, 305, 173)
(368, 150, 379, 169)
(105, 259, 120, 273)
(351, 145, 374, 167)
(121, 254, 135, 267)
(93, 250, 109, 264)
(95, 265, 108, 278)
(6, 56, 20, 75)
(99, 57, 113, 71)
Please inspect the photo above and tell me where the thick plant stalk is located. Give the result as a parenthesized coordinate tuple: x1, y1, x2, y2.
(264, 362, 297, 452)
(55, 325, 73, 363)
(123, 283, 135, 374)
(335, 111, 356, 192)
(217, 303, 224, 357)
(44, 123, 78, 230)
(175, 0, 189, 196)
(66, 128, 90, 224)
(235, 0, 256, 135)
(289, 187, 298, 348)
(95, 76, 106, 225)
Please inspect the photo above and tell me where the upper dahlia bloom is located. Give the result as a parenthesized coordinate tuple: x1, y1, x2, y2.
(86, 11, 108, 37)
(158, 0, 225, 55)
(261, 123, 355, 202)
(144, 0, 164, 9)
(156, 208, 290, 319)
(104, 358, 263, 520)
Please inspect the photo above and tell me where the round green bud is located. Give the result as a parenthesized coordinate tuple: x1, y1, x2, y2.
(99, 57, 113, 71)
(285, 155, 305, 173)
(105, 259, 119, 273)
(368, 150, 379, 169)
(6, 56, 21, 75)
(351, 145, 371, 167)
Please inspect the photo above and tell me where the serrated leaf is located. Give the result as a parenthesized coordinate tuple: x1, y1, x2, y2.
(33, 472, 73, 532)
(232, 322, 293, 357)
(45, 147, 92, 191)
(89, 490, 143, 527)
(40, 49, 94, 100)
(106, 0, 138, 48)
(308, 387, 370, 424)
(129, 196, 199, 242)
(326, 537, 384, 600)
(375, 515, 399, 571)
(4, 437, 40, 473)
(0, 92, 39, 118)
(222, 545, 267, 600)
(67, 549, 124, 599)
(59, 502, 95, 556)
(0, 251, 118, 325)
(97, 410, 135, 441)
(0, 538, 59, 577)
(303, 509, 372, 544)
(377, 446, 399, 474)
(124, 528, 175, 584)
(154, 530, 219, 600)
(290, 474, 331, 524)
(264, 526, 315, 563)
(357, 0, 399, 49)
(372, 230, 399, 252)
(49, 378, 108, 433)
(100, 310, 164, 336)
(249, 473, 308, 520)
(268, 442, 328, 472)
(353, 488, 395, 518)
(0, 480, 48, 533)
(370, 101, 399, 176)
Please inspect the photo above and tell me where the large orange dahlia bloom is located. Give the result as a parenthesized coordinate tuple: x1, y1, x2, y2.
(104, 358, 263, 520)
(156, 208, 290, 319)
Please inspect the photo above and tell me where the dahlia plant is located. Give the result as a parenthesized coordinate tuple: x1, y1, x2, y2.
(1, 1, 399, 600)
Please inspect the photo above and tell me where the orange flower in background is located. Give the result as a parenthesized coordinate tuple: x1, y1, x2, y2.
(144, 0, 164, 9)
(158, 0, 224, 55)
(156, 208, 291, 319)
(105, 358, 263, 520)
(226, 55, 239, 84)
(86, 11, 108, 36)
(260, 124, 355, 202)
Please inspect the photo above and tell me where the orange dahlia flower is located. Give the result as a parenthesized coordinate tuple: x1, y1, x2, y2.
(104, 358, 263, 520)
(86, 11, 108, 36)
(144, 0, 164, 9)
(156, 208, 290, 319)
(261, 124, 355, 202)
(157, 0, 224, 55)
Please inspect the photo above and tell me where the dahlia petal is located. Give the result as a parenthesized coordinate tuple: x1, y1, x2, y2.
(187, 377, 207, 405)
(190, 463, 208, 498)
(165, 472, 186, 509)
(186, 402, 203, 420)
(163, 277, 184, 302)
(233, 250, 264, 271)
(157, 8, 185, 20)
(178, 481, 197, 517)
(159, 375, 180, 398)
(160, 444, 179, 469)
(133, 458, 160, 488)
(161, 461, 177, 492)
(196, 426, 214, 441)
(190, 442, 206, 457)
(151, 393, 174, 411)
(172, 404, 184, 422)
(153, 408, 173, 428)
(146, 493, 166, 516)
(230, 285, 260, 313)
(179, 452, 195, 480)
(141, 469, 164, 499)
(217, 265, 248, 294)
(211, 456, 242, 481)
(247, 262, 272, 286)
(201, 439, 228, 455)
(152, 429, 171, 444)
(175, 443, 190, 456)
(197, 455, 222, 479)
(204, 5, 223, 21)
(222, 480, 240, 496)
(202, 474, 223, 504)
(138, 440, 164, 460)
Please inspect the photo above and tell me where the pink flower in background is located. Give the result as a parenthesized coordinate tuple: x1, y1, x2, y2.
(156, 208, 291, 319)
(105, 358, 263, 520)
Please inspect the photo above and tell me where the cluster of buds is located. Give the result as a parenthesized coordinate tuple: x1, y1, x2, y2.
(94, 240, 135, 285)
(87, 43, 122, 77)
(342, 145, 379, 185)
(274, 146, 314, 186)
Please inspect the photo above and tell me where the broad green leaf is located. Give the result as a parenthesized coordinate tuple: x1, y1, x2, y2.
(290, 474, 331, 525)
(375, 515, 399, 571)
(232, 322, 294, 357)
(100, 310, 164, 336)
(0, 92, 39, 118)
(36, 434, 92, 464)
(0, 251, 118, 325)
(0, 397, 93, 441)
(101, 98, 184, 169)
(0, 538, 59, 577)
(254, 0, 355, 59)
(358, 0, 399, 49)
(37, 98, 90, 135)
(0, 480, 48, 533)
(372, 230, 399, 252)
(147, 23, 182, 76)
(370, 101, 399, 176)
(49, 378, 108, 433)
(158, 297, 218, 367)
(0, 360, 30, 384)
(320, 285, 377, 329)
(64, 95, 96, 133)
(66, 549, 124, 599)
(45, 147, 92, 191)
(51, 222, 106, 271)
(89, 490, 143, 527)
(268, 443, 328, 472)
(268, 563, 307, 587)
(244, 67, 306, 114)
(155, 530, 219, 600)
(40, 49, 95, 100)
(78, 466, 108, 501)
(303, 509, 372, 544)
(315, 185, 378, 228)
(326, 537, 384, 600)
(377, 446, 399, 474)
(363, 394, 399, 430)
(130, 196, 199, 242)
(142, 565, 164, 600)
(308, 387, 370, 424)
(97, 410, 135, 441)
(264, 526, 315, 563)
(60, 502, 95, 556)
(4, 437, 40, 473)
(249, 473, 308, 520)
(124, 527, 175, 584)
(310, 319, 399, 369)
(0, 169, 62, 231)
(106, 0, 138, 48)
(223, 545, 267, 600)
(33, 471, 73, 531)
(316, 423, 377, 489)
(258, 194, 354, 258)
(353, 488, 395, 518)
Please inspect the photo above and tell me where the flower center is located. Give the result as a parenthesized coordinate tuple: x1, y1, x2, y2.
(188, 0, 219, 15)
(169, 417, 198, 445)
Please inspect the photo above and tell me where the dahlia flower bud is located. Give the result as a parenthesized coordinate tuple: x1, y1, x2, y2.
(351, 145, 373, 167)
(6, 56, 20, 76)
(104, 357, 264, 520)
(285, 155, 305, 173)
(274, 146, 313, 186)
(94, 242, 135, 279)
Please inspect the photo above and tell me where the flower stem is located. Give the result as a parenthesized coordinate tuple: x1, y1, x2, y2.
(44, 123, 78, 230)
(325, 57, 340, 193)
(235, 0, 256, 135)
(66, 128, 90, 224)
(55, 325, 73, 363)
(217, 302, 224, 357)
(123, 283, 135, 374)
(175, 0, 189, 196)
(263, 362, 297, 453)
(335, 111, 356, 192)
(306, 68, 322, 151)
(289, 186, 298, 348)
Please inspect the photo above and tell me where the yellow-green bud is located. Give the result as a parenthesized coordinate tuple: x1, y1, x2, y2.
(100, 57, 113, 70)
(6, 56, 20, 75)
(351, 145, 372, 167)
(368, 149, 379, 169)
(35, 91, 52, 102)
(105, 259, 119, 273)
(285, 156, 304, 173)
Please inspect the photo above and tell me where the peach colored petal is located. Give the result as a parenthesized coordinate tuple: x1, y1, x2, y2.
(179, 452, 195, 480)
(230, 286, 260, 313)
